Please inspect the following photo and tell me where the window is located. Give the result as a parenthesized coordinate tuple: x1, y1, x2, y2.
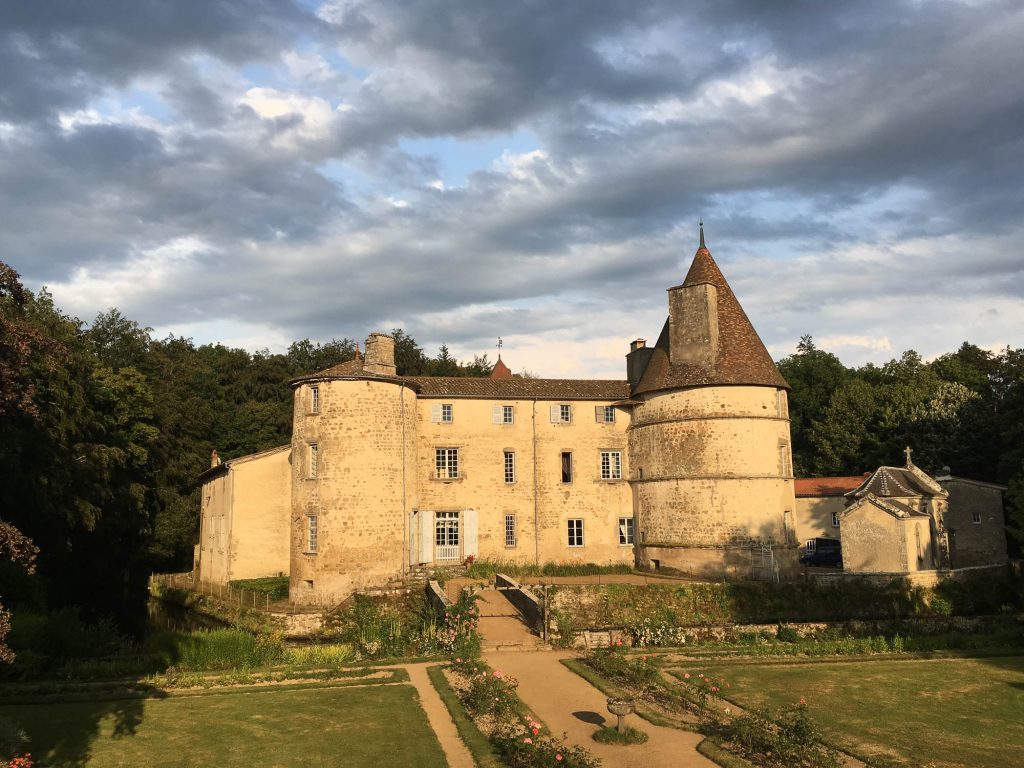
(306, 515, 318, 553)
(550, 404, 572, 423)
(560, 451, 573, 483)
(831, 511, 840, 528)
(310, 385, 320, 414)
(972, 512, 982, 525)
(505, 515, 516, 548)
(595, 405, 615, 424)
(504, 451, 515, 484)
(308, 443, 319, 478)
(492, 405, 515, 424)
(778, 443, 791, 477)
(600, 451, 622, 480)
(567, 519, 584, 547)
(776, 390, 788, 418)
(435, 448, 459, 479)
(431, 403, 453, 423)
(618, 517, 634, 545)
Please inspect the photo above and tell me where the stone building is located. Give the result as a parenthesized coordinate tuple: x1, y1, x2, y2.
(196, 446, 291, 585)
(796, 452, 1008, 574)
(196, 231, 800, 603)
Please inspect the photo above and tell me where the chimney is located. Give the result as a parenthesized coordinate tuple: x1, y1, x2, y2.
(626, 338, 654, 391)
(211, 449, 221, 468)
(668, 281, 719, 371)
(363, 332, 396, 376)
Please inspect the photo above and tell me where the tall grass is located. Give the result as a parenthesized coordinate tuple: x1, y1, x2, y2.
(145, 628, 284, 670)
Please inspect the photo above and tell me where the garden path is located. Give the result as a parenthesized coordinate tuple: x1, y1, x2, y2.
(403, 662, 476, 768)
(485, 648, 719, 768)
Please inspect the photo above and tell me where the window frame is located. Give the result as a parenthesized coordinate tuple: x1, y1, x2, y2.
(434, 447, 459, 480)
(567, 518, 584, 547)
(308, 442, 319, 478)
(504, 514, 517, 548)
(831, 511, 840, 528)
(618, 517, 634, 546)
(560, 451, 573, 483)
(503, 450, 516, 484)
(972, 512, 982, 525)
(600, 450, 622, 480)
(306, 514, 318, 553)
(310, 385, 320, 414)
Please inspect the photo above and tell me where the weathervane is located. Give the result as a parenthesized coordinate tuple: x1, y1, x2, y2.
(497, 337, 503, 357)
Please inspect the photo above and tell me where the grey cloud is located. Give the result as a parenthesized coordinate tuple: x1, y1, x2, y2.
(0, 1, 316, 122)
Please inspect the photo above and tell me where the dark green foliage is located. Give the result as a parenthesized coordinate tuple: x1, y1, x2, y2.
(228, 576, 289, 601)
(592, 725, 648, 744)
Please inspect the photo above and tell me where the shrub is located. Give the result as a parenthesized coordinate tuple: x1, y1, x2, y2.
(463, 668, 519, 719)
(492, 723, 600, 768)
(593, 725, 648, 744)
(728, 701, 841, 768)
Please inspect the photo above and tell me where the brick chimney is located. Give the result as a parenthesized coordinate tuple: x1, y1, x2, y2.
(363, 332, 396, 376)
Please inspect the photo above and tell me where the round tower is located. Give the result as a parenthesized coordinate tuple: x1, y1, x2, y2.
(627, 229, 797, 577)
(289, 333, 418, 604)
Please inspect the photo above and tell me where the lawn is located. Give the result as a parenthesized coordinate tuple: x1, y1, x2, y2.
(672, 655, 1024, 768)
(1, 683, 447, 768)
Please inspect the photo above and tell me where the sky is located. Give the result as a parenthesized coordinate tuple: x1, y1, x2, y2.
(2, 0, 1022, 379)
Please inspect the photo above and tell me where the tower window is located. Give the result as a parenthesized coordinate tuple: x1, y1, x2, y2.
(561, 451, 573, 483)
(503, 451, 515, 484)
(310, 385, 320, 414)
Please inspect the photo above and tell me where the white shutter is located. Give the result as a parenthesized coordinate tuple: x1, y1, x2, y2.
(595, 405, 603, 423)
(430, 404, 443, 423)
(492, 405, 503, 424)
(418, 510, 434, 564)
(549, 405, 561, 423)
(463, 509, 478, 558)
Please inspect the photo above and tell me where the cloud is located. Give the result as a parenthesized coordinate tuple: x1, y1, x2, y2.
(1, 0, 1023, 378)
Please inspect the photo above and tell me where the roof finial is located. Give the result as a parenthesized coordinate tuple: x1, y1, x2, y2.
(904, 446, 913, 467)
(699, 218, 705, 249)
(497, 337, 503, 360)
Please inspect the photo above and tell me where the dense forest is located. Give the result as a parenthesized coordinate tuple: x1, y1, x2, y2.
(2, 261, 1023, 649)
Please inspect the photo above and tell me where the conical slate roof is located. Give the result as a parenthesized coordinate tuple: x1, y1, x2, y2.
(633, 240, 789, 395)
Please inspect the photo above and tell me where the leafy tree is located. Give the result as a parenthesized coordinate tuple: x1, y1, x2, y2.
(777, 335, 850, 475)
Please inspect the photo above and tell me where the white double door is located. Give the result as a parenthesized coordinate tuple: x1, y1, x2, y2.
(418, 509, 478, 564)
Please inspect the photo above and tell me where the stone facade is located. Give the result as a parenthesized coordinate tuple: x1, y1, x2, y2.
(197, 233, 803, 603)
(196, 446, 291, 584)
(797, 460, 1008, 574)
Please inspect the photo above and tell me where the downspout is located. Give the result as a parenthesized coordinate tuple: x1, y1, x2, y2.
(400, 382, 408, 577)
(532, 399, 540, 567)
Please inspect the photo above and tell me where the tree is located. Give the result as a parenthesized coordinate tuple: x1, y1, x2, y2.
(430, 344, 461, 376)
(777, 336, 850, 475)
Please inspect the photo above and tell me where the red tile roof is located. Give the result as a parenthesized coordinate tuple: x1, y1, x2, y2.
(633, 244, 790, 395)
(795, 476, 868, 497)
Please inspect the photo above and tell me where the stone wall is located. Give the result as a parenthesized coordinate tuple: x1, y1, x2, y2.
(290, 378, 418, 604)
(629, 385, 795, 574)
(415, 397, 633, 566)
(940, 478, 1009, 568)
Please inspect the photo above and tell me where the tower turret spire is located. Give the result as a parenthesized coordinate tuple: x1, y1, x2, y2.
(699, 218, 705, 250)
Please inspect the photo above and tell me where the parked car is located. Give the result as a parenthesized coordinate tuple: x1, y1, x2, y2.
(800, 537, 843, 567)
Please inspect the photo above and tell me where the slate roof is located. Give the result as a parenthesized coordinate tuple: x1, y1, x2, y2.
(842, 494, 931, 520)
(290, 359, 629, 400)
(795, 476, 869, 497)
(404, 376, 629, 401)
(633, 243, 790, 396)
(847, 466, 945, 499)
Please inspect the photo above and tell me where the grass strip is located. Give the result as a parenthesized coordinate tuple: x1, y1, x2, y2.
(560, 658, 696, 731)
(1, 667, 407, 704)
(427, 664, 503, 768)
